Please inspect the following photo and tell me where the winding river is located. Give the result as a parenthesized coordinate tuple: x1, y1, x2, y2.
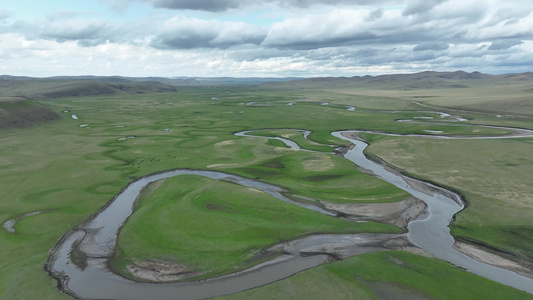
(47, 120, 533, 299)
(334, 131, 533, 294)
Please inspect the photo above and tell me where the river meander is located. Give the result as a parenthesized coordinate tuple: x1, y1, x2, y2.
(47, 124, 533, 299)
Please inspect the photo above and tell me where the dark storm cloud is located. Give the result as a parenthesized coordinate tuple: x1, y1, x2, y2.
(488, 39, 523, 50)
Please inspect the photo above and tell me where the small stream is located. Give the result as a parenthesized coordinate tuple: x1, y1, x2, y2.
(48, 124, 533, 299)
(3, 211, 44, 234)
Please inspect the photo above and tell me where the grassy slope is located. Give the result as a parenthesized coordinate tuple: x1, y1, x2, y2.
(0, 79, 177, 99)
(0, 99, 60, 129)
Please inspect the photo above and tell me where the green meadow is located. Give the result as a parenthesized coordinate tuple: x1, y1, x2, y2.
(367, 136, 533, 262)
(219, 251, 531, 300)
(112, 175, 399, 280)
(1, 79, 532, 299)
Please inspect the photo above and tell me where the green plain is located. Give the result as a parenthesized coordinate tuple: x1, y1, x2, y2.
(1, 78, 532, 299)
(112, 175, 399, 279)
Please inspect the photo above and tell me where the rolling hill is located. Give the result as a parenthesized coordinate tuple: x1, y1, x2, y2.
(0, 98, 60, 129)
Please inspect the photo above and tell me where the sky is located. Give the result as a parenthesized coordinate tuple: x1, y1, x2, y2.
(1, 0, 532, 77)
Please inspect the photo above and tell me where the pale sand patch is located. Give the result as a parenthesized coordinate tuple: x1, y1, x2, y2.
(127, 259, 205, 282)
(494, 190, 533, 208)
(302, 155, 335, 171)
(323, 197, 427, 229)
(453, 242, 533, 279)
(207, 163, 247, 168)
(281, 133, 295, 139)
(3, 211, 45, 234)
(215, 140, 234, 146)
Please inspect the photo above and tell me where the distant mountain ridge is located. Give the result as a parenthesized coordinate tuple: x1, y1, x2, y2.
(3, 71, 532, 86)
(0, 78, 179, 100)
(2, 71, 532, 99)
(0, 75, 302, 85)
(3, 70, 533, 82)
(260, 70, 533, 90)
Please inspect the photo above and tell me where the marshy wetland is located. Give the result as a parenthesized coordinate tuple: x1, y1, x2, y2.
(2, 76, 533, 299)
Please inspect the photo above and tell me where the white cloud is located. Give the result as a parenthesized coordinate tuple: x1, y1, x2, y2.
(150, 15, 266, 49)
(1, 0, 533, 76)
(262, 9, 380, 48)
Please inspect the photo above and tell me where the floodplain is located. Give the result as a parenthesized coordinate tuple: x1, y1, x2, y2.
(1, 73, 533, 299)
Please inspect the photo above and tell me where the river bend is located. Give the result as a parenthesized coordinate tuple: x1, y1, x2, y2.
(47, 125, 533, 299)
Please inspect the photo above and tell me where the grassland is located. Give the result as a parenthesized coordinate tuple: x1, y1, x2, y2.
(335, 82, 533, 117)
(366, 136, 533, 262)
(112, 175, 400, 280)
(218, 251, 532, 300)
(226, 150, 409, 204)
(249, 130, 335, 152)
(1, 75, 532, 299)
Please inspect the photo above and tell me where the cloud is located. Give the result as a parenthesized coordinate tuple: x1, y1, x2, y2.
(413, 42, 450, 51)
(260, 7, 469, 50)
(488, 39, 523, 50)
(276, 0, 392, 8)
(150, 16, 266, 49)
(40, 19, 111, 43)
(151, 0, 241, 12)
(402, 0, 448, 16)
(261, 9, 386, 49)
(2, 0, 533, 77)
(106, 0, 398, 12)
(0, 10, 12, 21)
(365, 8, 384, 21)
